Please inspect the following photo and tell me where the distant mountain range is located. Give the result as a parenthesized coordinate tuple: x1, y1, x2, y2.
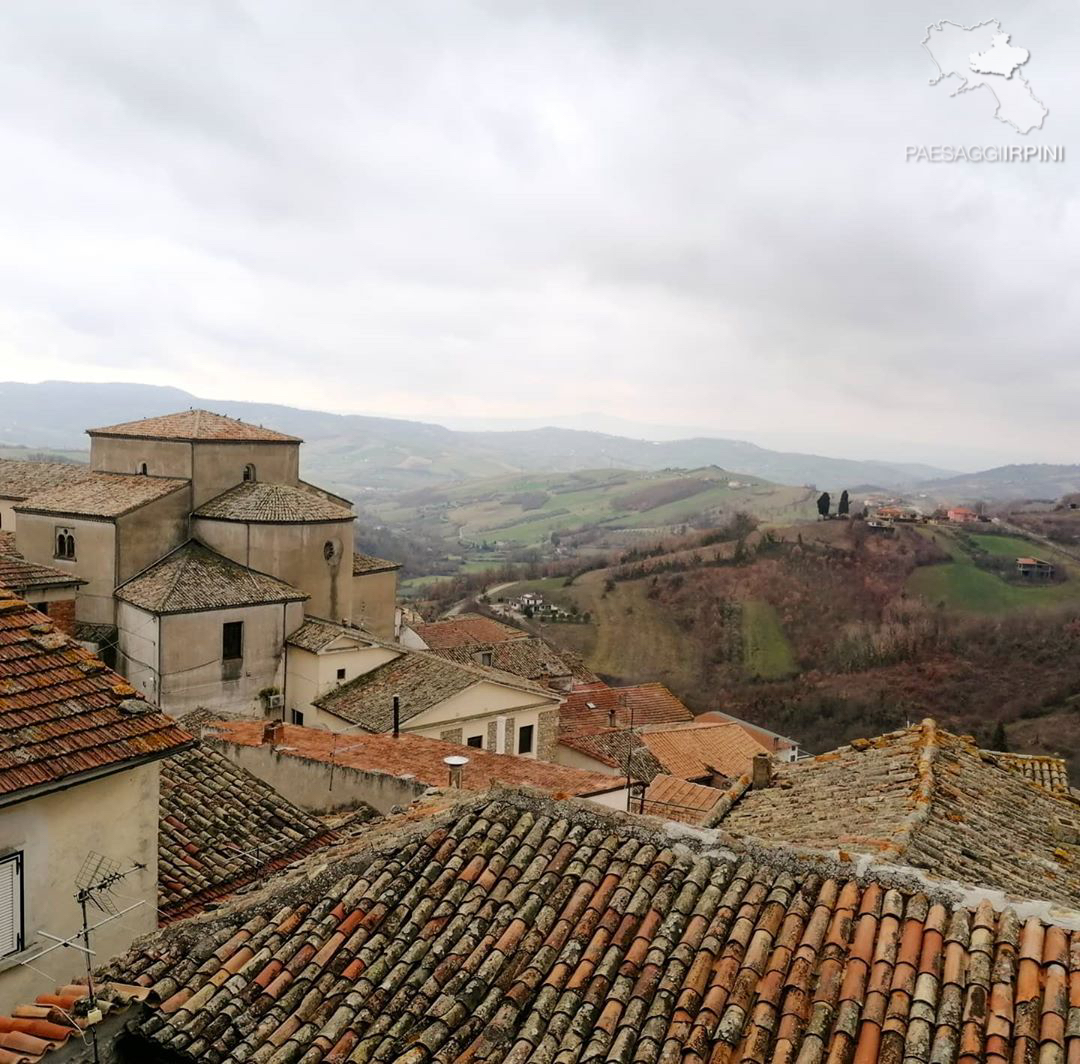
(916, 464, 1080, 504)
(2, 379, 1061, 501)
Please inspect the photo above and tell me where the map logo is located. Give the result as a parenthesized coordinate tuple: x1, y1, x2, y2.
(922, 19, 1047, 134)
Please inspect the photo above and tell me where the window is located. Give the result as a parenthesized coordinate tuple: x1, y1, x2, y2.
(243, 464, 256, 482)
(466, 735, 483, 749)
(517, 724, 534, 755)
(221, 621, 244, 661)
(54, 528, 75, 560)
(291, 709, 305, 726)
(336, 667, 346, 681)
(136, 462, 148, 475)
(479, 651, 493, 667)
(0, 852, 23, 958)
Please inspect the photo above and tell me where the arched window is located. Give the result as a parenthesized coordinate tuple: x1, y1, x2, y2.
(137, 462, 148, 475)
(55, 529, 75, 560)
(243, 464, 256, 482)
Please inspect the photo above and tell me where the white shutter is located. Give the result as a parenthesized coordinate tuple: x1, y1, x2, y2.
(0, 854, 22, 957)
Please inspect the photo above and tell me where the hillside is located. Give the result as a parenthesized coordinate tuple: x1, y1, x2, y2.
(488, 519, 1080, 771)
(918, 463, 1080, 503)
(366, 467, 817, 557)
(0, 380, 953, 493)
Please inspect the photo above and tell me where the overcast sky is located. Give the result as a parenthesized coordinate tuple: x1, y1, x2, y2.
(0, 2, 1076, 469)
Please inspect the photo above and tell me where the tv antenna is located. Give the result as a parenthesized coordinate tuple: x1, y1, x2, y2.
(21, 852, 147, 1064)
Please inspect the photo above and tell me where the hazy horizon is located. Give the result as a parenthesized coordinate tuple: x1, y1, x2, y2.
(0, 3, 1077, 467)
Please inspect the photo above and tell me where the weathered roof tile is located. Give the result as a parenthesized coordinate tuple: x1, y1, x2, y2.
(100, 790, 1080, 1064)
(194, 482, 354, 523)
(116, 541, 306, 614)
(0, 593, 192, 799)
(87, 409, 301, 443)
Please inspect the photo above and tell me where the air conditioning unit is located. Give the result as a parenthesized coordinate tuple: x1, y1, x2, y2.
(265, 693, 284, 710)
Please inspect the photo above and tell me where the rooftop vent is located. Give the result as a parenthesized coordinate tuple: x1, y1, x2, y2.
(443, 754, 469, 789)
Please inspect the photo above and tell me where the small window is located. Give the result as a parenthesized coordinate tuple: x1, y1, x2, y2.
(517, 724, 534, 755)
(336, 667, 346, 681)
(137, 462, 148, 475)
(479, 651, 493, 667)
(243, 464, 256, 482)
(54, 528, 75, 560)
(466, 735, 483, 749)
(0, 852, 24, 958)
(291, 709, 305, 726)
(221, 621, 244, 661)
(30, 602, 48, 616)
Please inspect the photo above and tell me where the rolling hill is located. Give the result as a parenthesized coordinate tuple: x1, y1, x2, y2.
(0, 380, 952, 494)
(917, 463, 1080, 503)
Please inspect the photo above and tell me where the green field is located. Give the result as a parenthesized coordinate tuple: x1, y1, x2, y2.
(367, 468, 817, 555)
(908, 528, 1080, 614)
(741, 600, 798, 679)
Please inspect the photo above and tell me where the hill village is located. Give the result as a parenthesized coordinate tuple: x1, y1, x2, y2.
(0, 409, 1077, 1064)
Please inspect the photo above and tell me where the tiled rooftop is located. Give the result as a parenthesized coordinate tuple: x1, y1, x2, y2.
(641, 773, 725, 824)
(413, 613, 529, 650)
(639, 722, 772, 782)
(159, 743, 342, 921)
(87, 409, 301, 443)
(106, 789, 1080, 1064)
(0, 458, 87, 501)
(286, 617, 374, 654)
(116, 541, 307, 615)
(204, 720, 621, 798)
(990, 750, 1071, 795)
(15, 470, 190, 519)
(432, 636, 574, 684)
(315, 649, 554, 731)
(0, 551, 85, 593)
(707, 719, 1080, 908)
(352, 552, 401, 575)
(561, 681, 695, 732)
(193, 481, 355, 523)
(0, 980, 153, 1062)
(557, 725, 665, 780)
(0, 593, 193, 800)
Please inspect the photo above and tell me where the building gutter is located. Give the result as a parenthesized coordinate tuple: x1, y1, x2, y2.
(0, 741, 197, 812)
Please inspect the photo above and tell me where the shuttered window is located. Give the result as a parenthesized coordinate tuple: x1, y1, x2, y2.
(0, 853, 23, 957)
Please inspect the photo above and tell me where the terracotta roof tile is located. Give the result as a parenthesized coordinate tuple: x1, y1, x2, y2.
(0, 553, 85, 594)
(639, 721, 772, 781)
(413, 612, 528, 649)
(351, 552, 400, 575)
(285, 617, 373, 653)
(87, 409, 301, 443)
(158, 743, 345, 921)
(203, 720, 620, 797)
(641, 773, 725, 823)
(557, 726, 665, 779)
(115, 541, 306, 614)
(561, 680, 695, 731)
(989, 750, 1071, 794)
(432, 636, 573, 683)
(102, 789, 1080, 1064)
(14, 472, 189, 519)
(0, 593, 192, 801)
(314, 648, 555, 731)
(193, 481, 355, 523)
(707, 719, 1080, 908)
(0, 460, 87, 501)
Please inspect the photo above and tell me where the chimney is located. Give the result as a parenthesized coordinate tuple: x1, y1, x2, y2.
(263, 720, 286, 747)
(608, 707, 616, 728)
(392, 694, 400, 738)
(751, 752, 772, 790)
(443, 755, 469, 789)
